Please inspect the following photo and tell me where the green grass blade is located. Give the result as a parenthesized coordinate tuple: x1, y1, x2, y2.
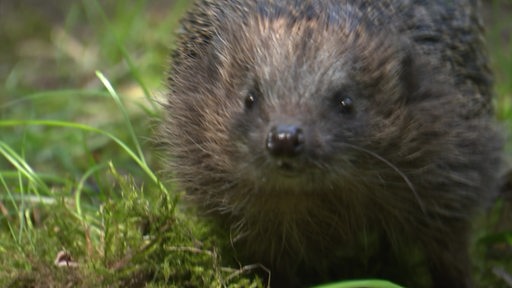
(313, 279, 405, 288)
(96, 71, 148, 167)
(0, 119, 167, 194)
(87, 0, 158, 113)
(0, 141, 49, 194)
(74, 162, 108, 222)
(0, 89, 111, 110)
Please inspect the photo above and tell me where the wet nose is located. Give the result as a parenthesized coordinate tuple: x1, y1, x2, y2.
(266, 125, 305, 157)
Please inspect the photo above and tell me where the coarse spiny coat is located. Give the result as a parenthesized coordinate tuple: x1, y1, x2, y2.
(161, 0, 503, 287)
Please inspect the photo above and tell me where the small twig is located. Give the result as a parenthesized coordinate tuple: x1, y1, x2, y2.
(0, 201, 9, 219)
(493, 266, 512, 287)
(223, 263, 271, 287)
(54, 250, 80, 268)
(110, 221, 174, 271)
(166, 246, 215, 257)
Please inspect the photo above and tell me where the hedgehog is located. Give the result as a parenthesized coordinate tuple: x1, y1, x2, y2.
(160, 0, 503, 287)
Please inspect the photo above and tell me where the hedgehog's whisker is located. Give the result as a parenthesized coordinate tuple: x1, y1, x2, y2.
(339, 143, 426, 214)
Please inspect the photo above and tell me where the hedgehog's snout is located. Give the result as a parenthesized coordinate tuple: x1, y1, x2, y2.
(265, 124, 305, 158)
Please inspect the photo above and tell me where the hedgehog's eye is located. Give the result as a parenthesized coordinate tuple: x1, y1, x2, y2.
(245, 88, 259, 110)
(245, 93, 256, 110)
(339, 96, 354, 114)
(334, 91, 354, 114)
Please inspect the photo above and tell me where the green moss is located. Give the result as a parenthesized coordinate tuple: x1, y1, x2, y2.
(0, 164, 262, 287)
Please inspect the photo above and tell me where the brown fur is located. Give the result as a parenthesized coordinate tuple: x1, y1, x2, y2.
(161, 1, 503, 287)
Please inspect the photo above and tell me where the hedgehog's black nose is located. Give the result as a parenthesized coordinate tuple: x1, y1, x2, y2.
(266, 125, 305, 157)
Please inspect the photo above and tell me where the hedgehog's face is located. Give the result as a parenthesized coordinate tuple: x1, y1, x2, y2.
(165, 3, 497, 219)
(229, 59, 368, 183)
(199, 16, 413, 190)
(166, 10, 424, 201)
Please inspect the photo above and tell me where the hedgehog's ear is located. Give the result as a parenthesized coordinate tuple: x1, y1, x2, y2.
(400, 51, 421, 102)
(401, 49, 437, 104)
